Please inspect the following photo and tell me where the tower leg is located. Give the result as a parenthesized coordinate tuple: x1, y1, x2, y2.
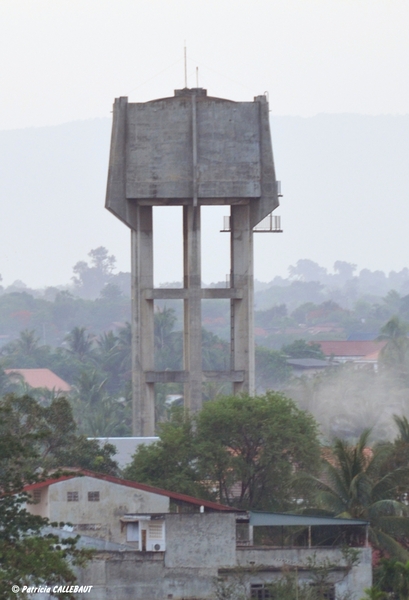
(230, 204, 255, 395)
(183, 205, 203, 413)
(131, 206, 155, 436)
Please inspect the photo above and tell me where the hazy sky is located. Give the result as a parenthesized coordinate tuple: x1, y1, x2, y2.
(0, 0, 408, 287)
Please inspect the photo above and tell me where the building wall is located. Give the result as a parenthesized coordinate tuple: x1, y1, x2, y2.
(236, 547, 372, 600)
(69, 524, 371, 600)
(26, 477, 169, 544)
(28, 487, 49, 517)
(76, 552, 215, 600)
(26, 494, 372, 600)
(164, 512, 237, 569)
(71, 546, 372, 600)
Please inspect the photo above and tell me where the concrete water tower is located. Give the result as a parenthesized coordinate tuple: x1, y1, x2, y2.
(106, 87, 280, 436)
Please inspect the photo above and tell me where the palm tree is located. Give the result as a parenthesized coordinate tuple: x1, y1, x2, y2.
(1, 329, 43, 368)
(154, 307, 177, 351)
(389, 560, 409, 599)
(117, 322, 132, 376)
(377, 316, 409, 382)
(296, 430, 409, 560)
(393, 414, 409, 443)
(70, 369, 129, 436)
(15, 329, 40, 355)
(375, 558, 409, 599)
(64, 326, 94, 360)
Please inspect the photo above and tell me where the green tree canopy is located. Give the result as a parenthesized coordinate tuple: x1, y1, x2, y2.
(255, 346, 292, 392)
(378, 316, 409, 383)
(281, 339, 325, 360)
(0, 396, 93, 600)
(196, 392, 320, 511)
(0, 394, 118, 475)
(123, 406, 214, 500)
(125, 393, 320, 512)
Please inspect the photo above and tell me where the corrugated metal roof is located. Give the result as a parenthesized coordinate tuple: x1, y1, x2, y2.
(249, 512, 368, 527)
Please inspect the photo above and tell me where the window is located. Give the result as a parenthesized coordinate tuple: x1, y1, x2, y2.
(250, 584, 271, 600)
(32, 490, 41, 503)
(310, 584, 335, 600)
(251, 582, 335, 600)
(126, 522, 140, 542)
(88, 491, 100, 502)
(67, 491, 79, 502)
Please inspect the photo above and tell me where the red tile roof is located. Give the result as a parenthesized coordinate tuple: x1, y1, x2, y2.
(5, 368, 71, 392)
(315, 340, 386, 358)
(23, 469, 237, 512)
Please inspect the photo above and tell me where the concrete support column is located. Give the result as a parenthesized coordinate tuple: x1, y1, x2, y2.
(183, 205, 203, 413)
(131, 206, 155, 436)
(230, 204, 255, 395)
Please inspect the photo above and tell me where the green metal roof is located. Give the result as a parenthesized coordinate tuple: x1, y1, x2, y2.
(249, 512, 368, 527)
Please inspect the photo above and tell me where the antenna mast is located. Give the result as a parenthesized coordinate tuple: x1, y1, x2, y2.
(184, 43, 187, 88)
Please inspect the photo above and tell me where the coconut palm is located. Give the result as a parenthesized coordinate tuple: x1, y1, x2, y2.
(64, 326, 94, 360)
(296, 429, 409, 559)
(116, 322, 132, 375)
(375, 558, 409, 599)
(393, 414, 409, 443)
(70, 368, 129, 436)
(378, 316, 409, 382)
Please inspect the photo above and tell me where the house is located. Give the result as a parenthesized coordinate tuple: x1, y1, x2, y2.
(315, 340, 386, 370)
(24, 471, 372, 599)
(5, 368, 71, 393)
(24, 469, 233, 547)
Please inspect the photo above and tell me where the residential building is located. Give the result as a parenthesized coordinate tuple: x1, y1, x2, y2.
(315, 340, 386, 370)
(5, 368, 71, 394)
(24, 471, 371, 599)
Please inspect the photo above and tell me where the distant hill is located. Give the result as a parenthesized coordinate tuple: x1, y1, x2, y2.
(0, 114, 408, 288)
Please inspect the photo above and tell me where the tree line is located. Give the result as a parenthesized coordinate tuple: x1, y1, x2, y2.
(3, 249, 409, 351)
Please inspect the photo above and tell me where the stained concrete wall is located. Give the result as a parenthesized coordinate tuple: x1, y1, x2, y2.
(106, 90, 279, 225)
(125, 97, 261, 200)
(237, 547, 372, 600)
(164, 512, 236, 569)
(26, 477, 169, 545)
(76, 552, 217, 600)
(72, 545, 371, 600)
(66, 513, 238, 599)
(27, 486, 49, 517)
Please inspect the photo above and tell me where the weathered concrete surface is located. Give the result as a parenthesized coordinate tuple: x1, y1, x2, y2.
(231, 204, 254, 395)
(27, 477, 169, 545)
(68, 545, 371, 600)
(106, 90, 278, 213)
(165, 512, 237, 569)
(76, 553, 218, 600)
(131, 206, 155, 436)
(183, 205, 202, 414)
(236, 547, 372, 600)
(106, 88, 280, 434)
